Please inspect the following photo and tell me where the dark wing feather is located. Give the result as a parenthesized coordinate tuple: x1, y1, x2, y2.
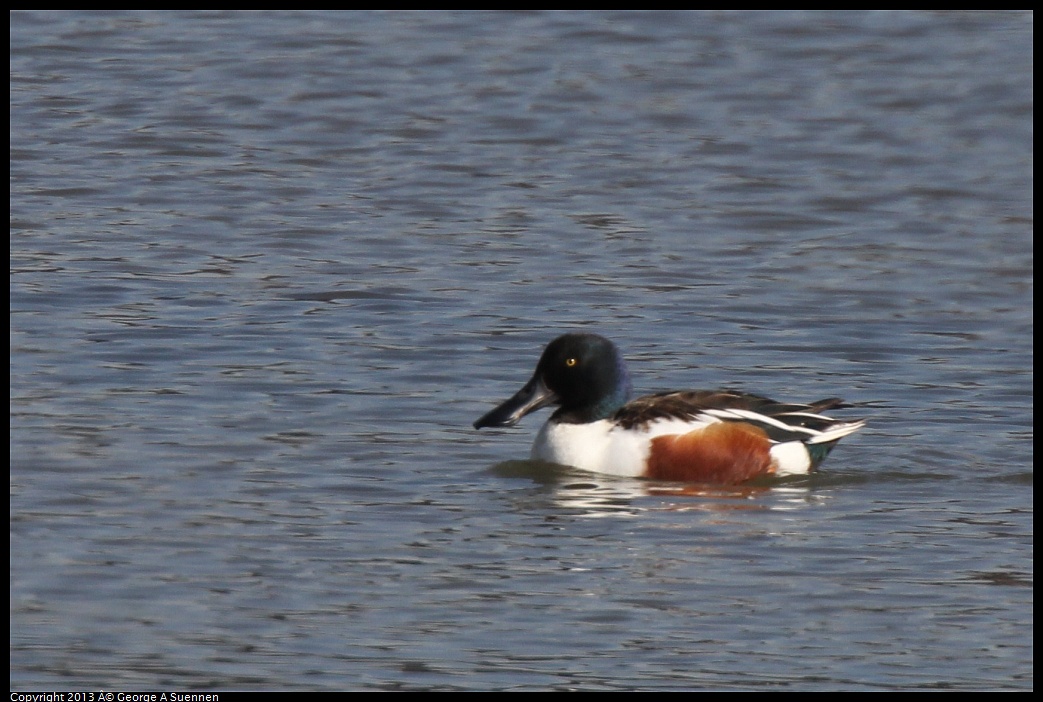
(614, 390, 850, 434)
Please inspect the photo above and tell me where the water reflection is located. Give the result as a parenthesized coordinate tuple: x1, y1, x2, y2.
(488, 459, 827, 517)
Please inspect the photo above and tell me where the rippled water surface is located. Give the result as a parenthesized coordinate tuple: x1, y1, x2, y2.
(10, 10, 1032, 691)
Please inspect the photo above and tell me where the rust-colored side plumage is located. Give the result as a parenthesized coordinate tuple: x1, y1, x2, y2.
(645, 422, 775, 484)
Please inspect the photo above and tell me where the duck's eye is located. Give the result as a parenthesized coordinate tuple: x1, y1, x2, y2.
(565, 357, 578, 368)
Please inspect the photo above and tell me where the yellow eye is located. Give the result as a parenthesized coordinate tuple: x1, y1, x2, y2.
(565, 357, 577, 367)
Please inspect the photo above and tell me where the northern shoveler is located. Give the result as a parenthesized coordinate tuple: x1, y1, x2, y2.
(473, 333, 864, 484)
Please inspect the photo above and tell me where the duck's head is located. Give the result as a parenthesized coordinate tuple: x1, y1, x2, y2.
(474, 333, 633, 429)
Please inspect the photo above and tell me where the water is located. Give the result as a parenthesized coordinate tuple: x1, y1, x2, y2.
(10, 10, 1032, 691)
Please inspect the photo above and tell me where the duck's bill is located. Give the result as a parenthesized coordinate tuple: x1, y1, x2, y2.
(474, 375, 558, 429)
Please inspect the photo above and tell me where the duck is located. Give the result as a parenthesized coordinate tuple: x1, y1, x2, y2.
(473, 333, 864, 484)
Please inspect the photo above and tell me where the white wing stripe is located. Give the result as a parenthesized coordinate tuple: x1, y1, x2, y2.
(701, 408, 821, 437)
(806, 420, 866, 445)
(701, 408, 865, 444)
